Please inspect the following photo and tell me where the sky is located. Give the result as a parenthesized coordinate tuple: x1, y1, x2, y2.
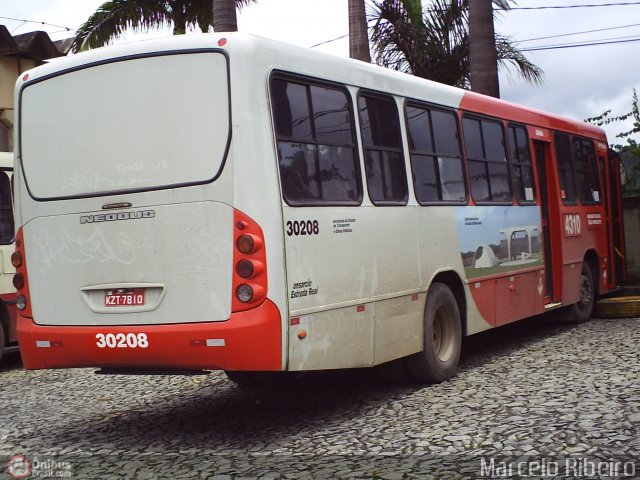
(2, 0, 639, 144)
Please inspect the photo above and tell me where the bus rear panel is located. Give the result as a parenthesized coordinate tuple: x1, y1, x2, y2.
(15, 41, 284, 371)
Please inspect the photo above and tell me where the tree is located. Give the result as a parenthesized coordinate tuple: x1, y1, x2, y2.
(214, 0, 255, 32)
(370, 0, 543, 89)
(71, 0, 255, 53)
(469, 0, 502, 97)
(349, 0, 371, 62)
(586, 89, 640, 150)
(586, 90, 640, 196)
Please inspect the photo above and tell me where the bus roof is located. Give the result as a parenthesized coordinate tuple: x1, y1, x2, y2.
(15, 32, 606, 142)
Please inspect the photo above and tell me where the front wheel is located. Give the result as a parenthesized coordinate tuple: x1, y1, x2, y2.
(407, 283, 461, 384)
(571, 262, 595, 323)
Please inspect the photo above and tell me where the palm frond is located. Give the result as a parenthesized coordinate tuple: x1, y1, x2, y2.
(369, 0, 541, 88)
(496, 35, 544, 85)
(72, 0, 257, 50)
(72, 0, 174, 52)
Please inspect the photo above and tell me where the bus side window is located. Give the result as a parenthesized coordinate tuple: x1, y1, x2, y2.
(270, 76, 361, 206)
(553, 132, 577, 203)
(358, 92, 407, 205)
(0, 172, 13, 244)
(573, 137, 601, 204)
(405, 103, 465, 203)
(508, 124, 536, 204)
(463, 116, 511, 203)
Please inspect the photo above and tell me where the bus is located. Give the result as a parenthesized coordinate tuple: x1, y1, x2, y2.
(0, 151, 17, 363)
(12, 34, 625, 383)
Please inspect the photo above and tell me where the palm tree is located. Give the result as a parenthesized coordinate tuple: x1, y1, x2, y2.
(349, 0, 371, 62)
(71, 0, 255, 53)
(469, 0, 501, 97)
(370, 0, 543, 89)
(214, 0, 255, 32)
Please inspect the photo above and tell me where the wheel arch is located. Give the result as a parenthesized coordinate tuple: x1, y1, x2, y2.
(584, 248, 599, 297)
(430, 270, 467, 336)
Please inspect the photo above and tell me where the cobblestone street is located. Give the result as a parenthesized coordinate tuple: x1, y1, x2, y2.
(1, 316, 639, 479)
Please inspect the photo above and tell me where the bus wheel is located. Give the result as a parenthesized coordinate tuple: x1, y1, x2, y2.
(571, 262, 595, 323)
(407, 283, 461, 384)
(376, 358, 414, 385)
(224, 370, 256, 387)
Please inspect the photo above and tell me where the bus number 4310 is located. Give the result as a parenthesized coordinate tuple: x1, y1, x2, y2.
(564, 214, 581, 237)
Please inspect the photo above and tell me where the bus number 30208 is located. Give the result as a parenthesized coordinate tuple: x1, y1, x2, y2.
(96, 333, 149, 348)
(286, 220, 319, 236)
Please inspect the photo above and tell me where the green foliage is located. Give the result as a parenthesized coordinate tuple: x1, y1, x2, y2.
(369, 0, 543, 88)
(586, 89, 640, 151)
(71, 0, 255, 53)
(587, 90, 640, 196)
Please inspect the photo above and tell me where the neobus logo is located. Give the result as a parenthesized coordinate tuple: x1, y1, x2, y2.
(80, 210, 155, 224)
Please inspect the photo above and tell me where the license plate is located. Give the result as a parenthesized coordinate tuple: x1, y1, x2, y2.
(105, 289, 145, 307)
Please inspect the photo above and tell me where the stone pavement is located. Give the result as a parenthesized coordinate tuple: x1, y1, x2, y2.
(1, 317, 638, 479)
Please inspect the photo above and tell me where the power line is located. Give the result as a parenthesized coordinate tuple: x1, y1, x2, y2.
(310, 34, 349, 49)
(527, 33, 640, 49)
(522, 36, 640, 51)
(515, 22, 640, 43)
(0, 15, 72, 32)
(508, 2, 640, 9)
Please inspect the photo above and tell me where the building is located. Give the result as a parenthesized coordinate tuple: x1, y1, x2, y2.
(0, 25, 73, 152)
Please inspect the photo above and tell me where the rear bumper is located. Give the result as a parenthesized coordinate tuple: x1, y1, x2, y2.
(17, 300, 282, 371)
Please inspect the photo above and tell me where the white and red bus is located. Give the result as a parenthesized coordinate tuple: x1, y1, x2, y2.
(12, 34, 625, 383)
(0, 151, 18, 363)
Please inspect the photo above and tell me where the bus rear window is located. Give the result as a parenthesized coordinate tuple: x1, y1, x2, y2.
(271, 76, 361, 206)
(20, 52, 230, 199)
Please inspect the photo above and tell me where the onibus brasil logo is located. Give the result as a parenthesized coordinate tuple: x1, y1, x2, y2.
(6, 455, 30, 479)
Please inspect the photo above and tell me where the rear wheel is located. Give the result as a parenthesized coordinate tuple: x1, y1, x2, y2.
(224, 370, 256, 387)
(376, 357, 414, 385)
(224, 370, 294, 387)
(407, 283, 461, 384)
(571, 262, 595, 323)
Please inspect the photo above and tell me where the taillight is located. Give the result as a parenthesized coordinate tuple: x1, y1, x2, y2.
(232, 210, 268, 312)
(13, 273, 24, 289)
(12, 229, 32, 317)
(236, 234, 256, 254)
(236, 284, 254, 303)
(11, 251, 22, 268)
(236, 259, 254, 279)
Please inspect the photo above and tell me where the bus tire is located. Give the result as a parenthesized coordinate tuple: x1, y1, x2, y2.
(224, 370, 256, 387)
(571, 262, 595, 323)
(376, 358, 414, 385)
(407, 283, 461, 384)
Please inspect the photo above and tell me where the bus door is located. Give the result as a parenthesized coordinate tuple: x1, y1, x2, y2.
(600, 150, 626, 286)
(534, 141, 555, 299)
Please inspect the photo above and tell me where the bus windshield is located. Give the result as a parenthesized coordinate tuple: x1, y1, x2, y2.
(20, 51, 230, 199)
